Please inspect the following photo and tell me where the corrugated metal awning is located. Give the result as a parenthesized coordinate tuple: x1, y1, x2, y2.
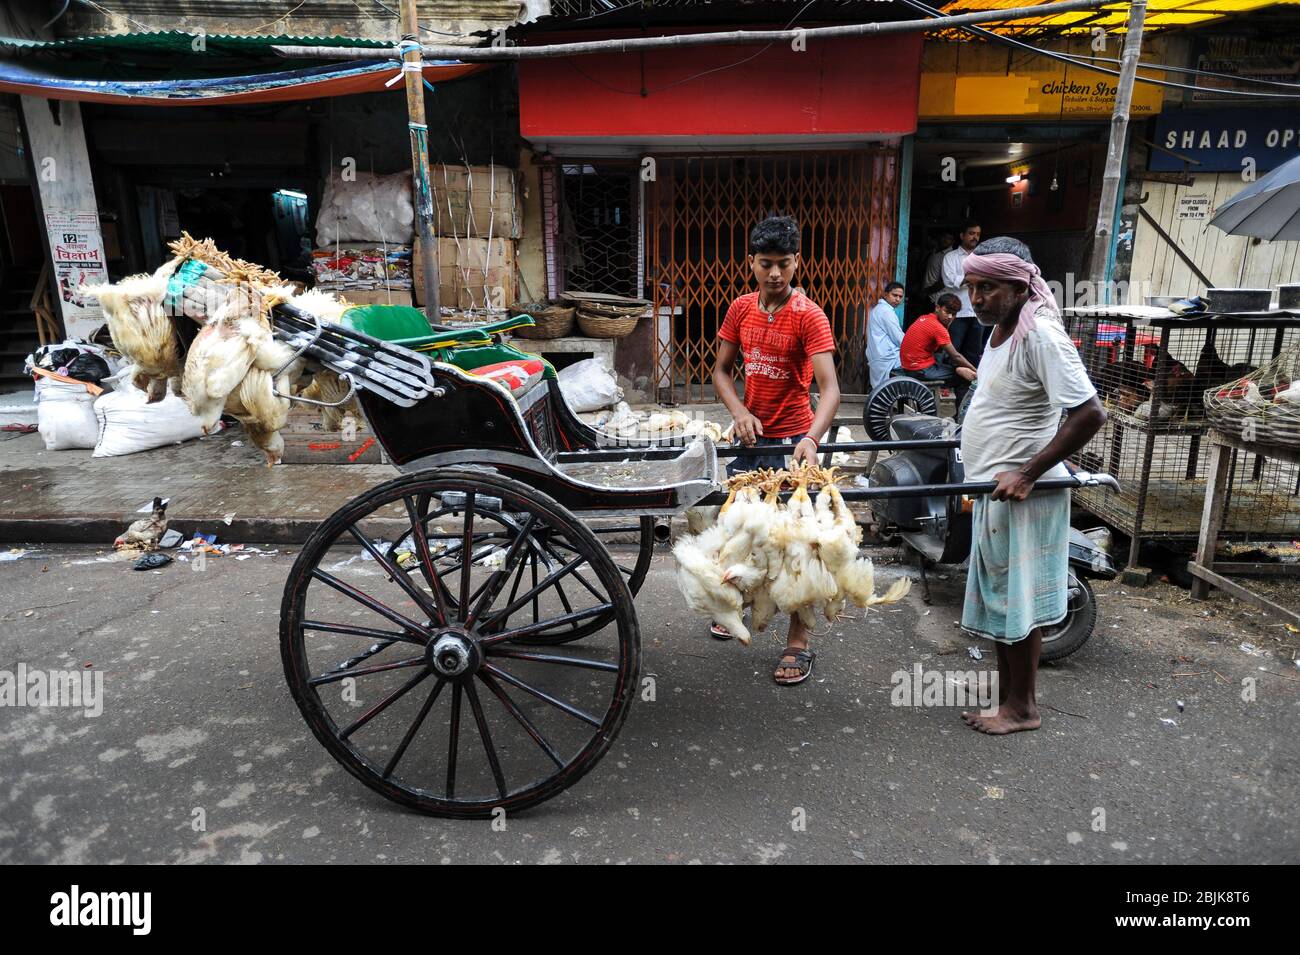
(934, 0, 1300, 35)
(0, 30, 395, 56)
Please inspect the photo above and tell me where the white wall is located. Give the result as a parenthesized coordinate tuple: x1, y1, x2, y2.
(1128, 172, 1300, 303)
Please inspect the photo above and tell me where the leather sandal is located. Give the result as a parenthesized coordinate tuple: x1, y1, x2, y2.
(774, 647, 815, 685)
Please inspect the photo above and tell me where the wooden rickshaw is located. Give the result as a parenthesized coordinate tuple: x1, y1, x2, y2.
(271, 302, 1117, 818)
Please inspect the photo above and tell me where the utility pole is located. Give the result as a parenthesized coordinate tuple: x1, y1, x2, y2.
(1089, 0, 1147, 300)
(400, 0, 440, 319)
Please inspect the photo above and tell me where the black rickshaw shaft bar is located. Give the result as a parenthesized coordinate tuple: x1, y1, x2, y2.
(693, 475, 1119, 507)
(556, 438, 960, 464)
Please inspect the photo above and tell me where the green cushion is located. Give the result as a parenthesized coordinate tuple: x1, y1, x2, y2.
(340, 306, 536, 349)
(339, 304, 438, 342)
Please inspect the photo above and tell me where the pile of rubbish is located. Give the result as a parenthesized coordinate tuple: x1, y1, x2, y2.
(673, 464, 910, 645)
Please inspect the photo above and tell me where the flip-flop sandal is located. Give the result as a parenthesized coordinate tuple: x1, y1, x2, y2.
(774, 648, 815, 686)
(709, 622, 733, 641)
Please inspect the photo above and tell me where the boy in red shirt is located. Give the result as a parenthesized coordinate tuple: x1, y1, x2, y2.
(713, 215, 841, 685)
(900, 292, 977, 408)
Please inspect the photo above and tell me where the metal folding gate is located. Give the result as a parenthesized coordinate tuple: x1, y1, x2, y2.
(644, 149, 899, 403)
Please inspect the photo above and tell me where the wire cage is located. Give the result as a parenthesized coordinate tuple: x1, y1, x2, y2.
(1063, 313, 1300, 555)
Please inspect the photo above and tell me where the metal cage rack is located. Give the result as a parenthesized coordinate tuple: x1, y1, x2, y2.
(1063, 310, 1300, 565)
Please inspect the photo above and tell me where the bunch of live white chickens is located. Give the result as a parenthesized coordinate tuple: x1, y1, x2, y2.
(80, 233, 357, 466)
(673, 464, 910, 645)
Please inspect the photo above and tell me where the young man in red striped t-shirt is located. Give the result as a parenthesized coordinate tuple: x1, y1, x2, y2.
(713, 215, 841, 685)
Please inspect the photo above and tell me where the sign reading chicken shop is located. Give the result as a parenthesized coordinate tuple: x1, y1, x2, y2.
(1151, 108, 1300, 174)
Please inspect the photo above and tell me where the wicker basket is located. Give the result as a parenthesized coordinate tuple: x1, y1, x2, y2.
(509, 301, 576, 339)
(1203, 344, 1300, 449)
(577, 309, 641, 338)
(575, 301, 647, 319)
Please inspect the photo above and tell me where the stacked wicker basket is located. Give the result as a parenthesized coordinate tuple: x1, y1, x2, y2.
(508, 301, 577, 339)
(1203, 344, 1300, 448)
(563, 291, 651, 338)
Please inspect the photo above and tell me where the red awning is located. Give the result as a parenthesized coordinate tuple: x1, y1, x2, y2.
(520, 32, 921, 141)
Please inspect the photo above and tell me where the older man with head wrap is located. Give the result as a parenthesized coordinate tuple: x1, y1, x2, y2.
(956, 237, 1107, 735)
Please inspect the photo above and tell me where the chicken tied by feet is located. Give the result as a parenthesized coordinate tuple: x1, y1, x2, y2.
(673, 465, 910, 645)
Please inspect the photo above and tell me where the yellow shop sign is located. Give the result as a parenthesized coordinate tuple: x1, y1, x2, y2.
(919, 40, 1165, 120)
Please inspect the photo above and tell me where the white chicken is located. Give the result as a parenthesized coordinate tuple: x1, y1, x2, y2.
(222, 365, 295, 467)
(673, 464, 910, 641)
(770, 470, 840, 628)
(673, 523, 751, 644)
(81, 262, 181, 402)
(683, 418, 725, 442)
(180, 298, 299, 466)
(646, 410, 691, 435)
(1273, 380, 1300, 405)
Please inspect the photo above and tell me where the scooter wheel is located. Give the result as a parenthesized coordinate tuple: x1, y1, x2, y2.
(863, 377, 939, 441)
(1040, 572, 1097, 663)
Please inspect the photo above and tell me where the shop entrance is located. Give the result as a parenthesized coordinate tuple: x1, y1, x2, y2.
(645, 149, 900, 403)
(905, 133, 1106, 326)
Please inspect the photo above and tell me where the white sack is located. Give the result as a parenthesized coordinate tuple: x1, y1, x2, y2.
(36, 380, 99, 450)
(557, 357, 622, 413)
(316, 171, 415, 246)
(93, 387, 207, 457)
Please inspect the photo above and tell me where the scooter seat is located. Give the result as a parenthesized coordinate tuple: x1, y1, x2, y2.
(888, 413, 956, 444)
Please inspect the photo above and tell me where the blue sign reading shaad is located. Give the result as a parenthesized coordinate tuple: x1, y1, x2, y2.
(1151, 108, 1300, 173)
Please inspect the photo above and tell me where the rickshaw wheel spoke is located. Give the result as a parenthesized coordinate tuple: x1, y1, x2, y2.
(485, 646, 620, 672)
(480, 662, 601, 727)
(479, 671, 565, 768)
(464, 678, 507, 799)
(339, 669, 430, 740)
(308, 656, 424, 687)
(458, 491, 476, 618)
(310, 569, 426, 636)
(302, 620, 423, 646)
(446, 682, 462, 799)
(382, 678, 446, 780)
(282, 468, 639, 819)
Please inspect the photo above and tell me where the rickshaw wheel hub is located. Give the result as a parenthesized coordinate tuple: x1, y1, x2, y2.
(427, 632, 478, 678)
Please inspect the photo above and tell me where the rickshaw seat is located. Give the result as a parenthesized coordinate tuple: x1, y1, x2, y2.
(338, 304, 536, 349)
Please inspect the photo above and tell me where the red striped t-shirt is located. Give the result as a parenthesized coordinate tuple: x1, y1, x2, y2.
(718, 289, 836, 439)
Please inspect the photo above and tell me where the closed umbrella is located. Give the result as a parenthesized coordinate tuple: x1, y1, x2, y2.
(1208, 153, 1300, 241)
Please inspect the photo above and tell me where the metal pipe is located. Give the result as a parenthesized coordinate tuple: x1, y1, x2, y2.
(694, 474, 1120, 506)
(557, 438, 960, 463)
(271, 0, 1110, 62)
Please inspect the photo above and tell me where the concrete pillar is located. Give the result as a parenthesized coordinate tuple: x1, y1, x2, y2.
(21, 98, 108, 339)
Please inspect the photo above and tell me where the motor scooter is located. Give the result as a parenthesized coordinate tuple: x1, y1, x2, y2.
(869, 413, 1118, 662)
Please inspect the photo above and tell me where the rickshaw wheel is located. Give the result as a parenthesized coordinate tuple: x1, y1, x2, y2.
(281, 468, 640, 818)
(517, 516, 654, 645)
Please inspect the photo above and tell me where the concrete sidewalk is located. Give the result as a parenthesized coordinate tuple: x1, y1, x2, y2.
(0, 427, 398, 545)
(0, 398, 872, 546)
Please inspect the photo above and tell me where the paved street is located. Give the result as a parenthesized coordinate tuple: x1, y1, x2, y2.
(2, 542, 1296, 864)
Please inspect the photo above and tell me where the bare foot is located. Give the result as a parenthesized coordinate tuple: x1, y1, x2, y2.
(961, 705, 1041, 735)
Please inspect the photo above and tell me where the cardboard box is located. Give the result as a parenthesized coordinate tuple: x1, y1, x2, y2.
(338, 287, 413, 307)
(413, 236, 517, 309)
(431, 164, 521, 240)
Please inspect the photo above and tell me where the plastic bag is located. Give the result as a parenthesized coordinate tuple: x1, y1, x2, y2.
(557, 357, 622, 413)
(315, 171, 415, 246)
(26, 339, 121, 381)
(36, 379, 100, 450)
(93, 386, 207, 457)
